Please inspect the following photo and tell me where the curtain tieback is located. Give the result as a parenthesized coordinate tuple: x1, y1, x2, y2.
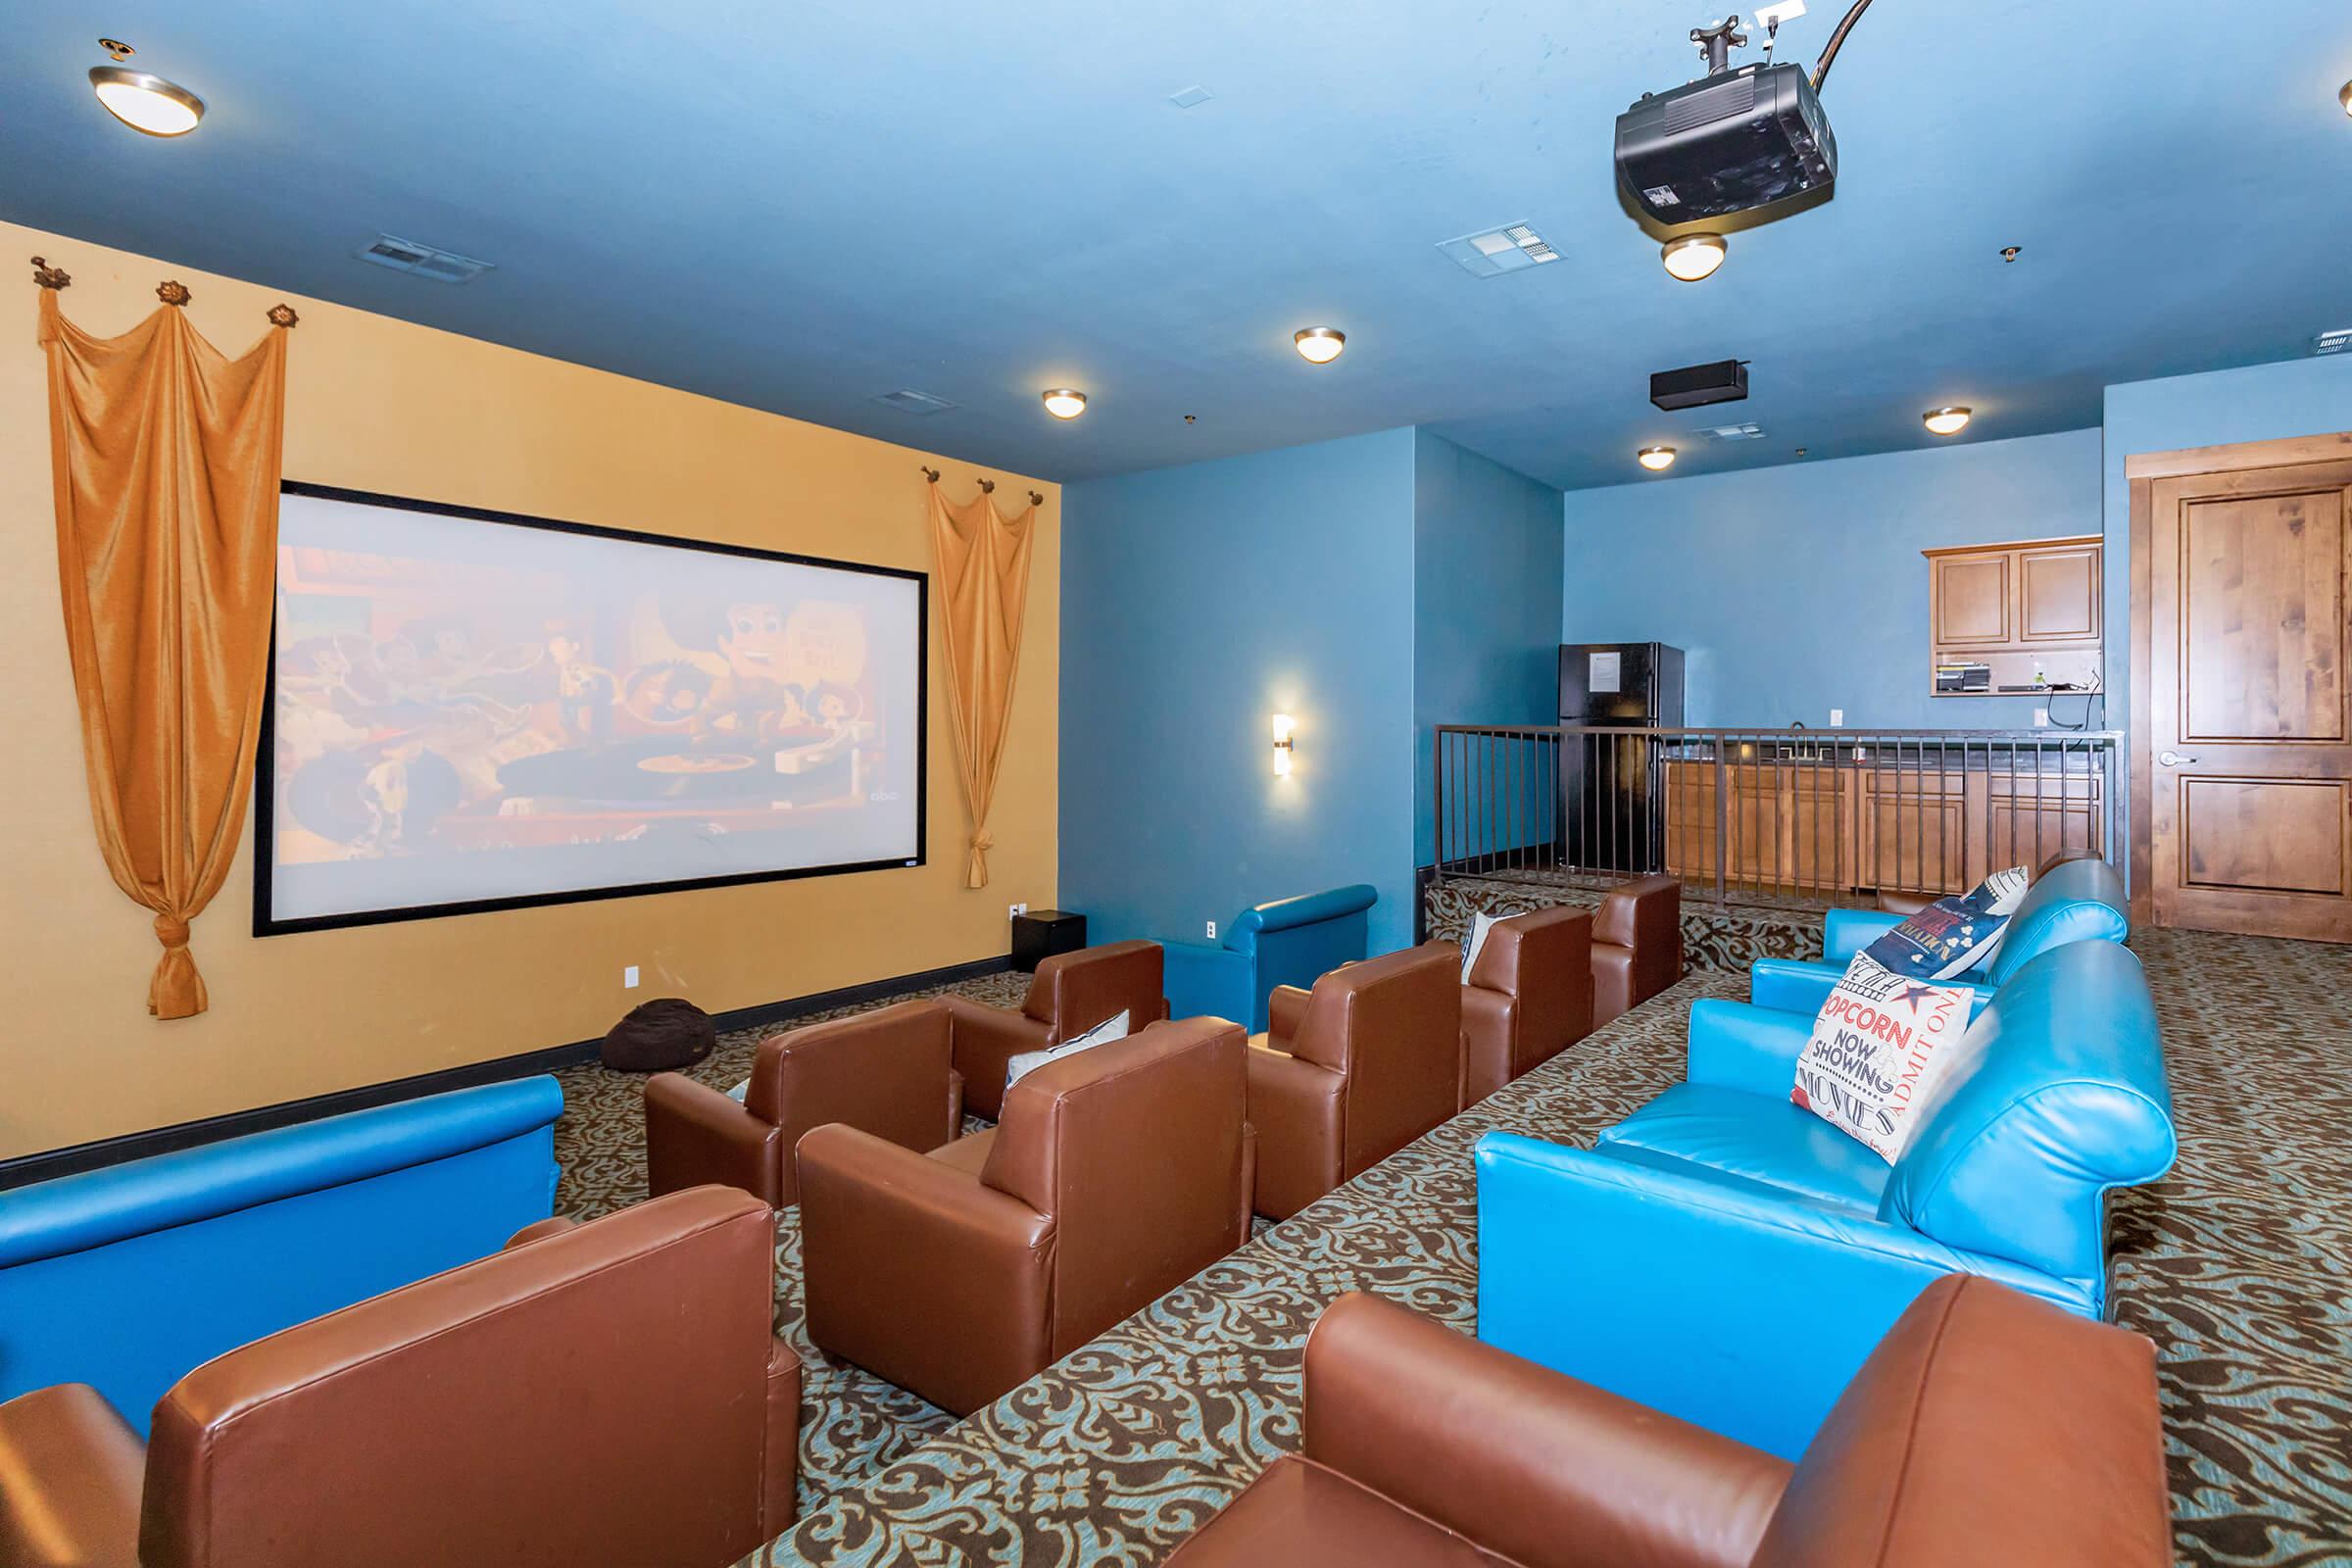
(153, 914, 192, 950)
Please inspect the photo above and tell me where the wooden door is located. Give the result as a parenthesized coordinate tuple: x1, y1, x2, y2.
(2143, 452, 2352, 941)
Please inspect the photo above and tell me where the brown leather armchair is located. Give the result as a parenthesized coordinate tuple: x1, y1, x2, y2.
(798, 1016, 1252, 1416)
(1165, 1274, 2168, 1568)
(0, 1188, 800, 1568)
(1247, 941, 1462, 1221)
(1460, 906, 1594, 1106)
(939, 939, 1170, 1119)
(1592, 874, 1683, 1026)
(644, 997, 960, 1207)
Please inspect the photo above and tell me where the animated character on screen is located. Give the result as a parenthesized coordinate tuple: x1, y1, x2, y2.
(660, 596, 833, 742)
(544, 625, 616, 742)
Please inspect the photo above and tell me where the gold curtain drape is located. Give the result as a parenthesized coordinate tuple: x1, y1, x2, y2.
(37, 280, 295, 1018)
(927, 482, 1037, 888)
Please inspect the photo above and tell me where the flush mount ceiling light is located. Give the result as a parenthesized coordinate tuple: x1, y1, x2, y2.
(2340, 78, 2352, 117)
(88, 40, 203, 137)
(1923, 406, 1973, 436)
(1041, 388, 1088, 420)
(1638, 446, 1678, 470)
(1294, 326, 1346, 365)
(1661, 232, 1727, 282)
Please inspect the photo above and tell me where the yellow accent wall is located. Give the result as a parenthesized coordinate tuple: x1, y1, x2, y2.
(0, 220, 1058, 1159)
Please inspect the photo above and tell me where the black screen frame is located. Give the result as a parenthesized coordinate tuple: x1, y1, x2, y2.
(254, 480, 928, 936)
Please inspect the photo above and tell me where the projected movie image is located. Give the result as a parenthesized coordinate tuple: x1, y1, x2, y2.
(263, 486, 924, 929)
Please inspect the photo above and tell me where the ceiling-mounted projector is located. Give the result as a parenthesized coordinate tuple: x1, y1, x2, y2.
(1614, 13, 1838, 224)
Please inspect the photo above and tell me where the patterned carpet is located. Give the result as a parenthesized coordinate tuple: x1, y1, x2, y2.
(1423, 867, 1822, 972)
(553, 968, 1035, 1506)
(553, 930, 2352, 1568)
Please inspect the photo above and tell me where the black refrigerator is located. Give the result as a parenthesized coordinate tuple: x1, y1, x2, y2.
(1558, 643, 1685, 874)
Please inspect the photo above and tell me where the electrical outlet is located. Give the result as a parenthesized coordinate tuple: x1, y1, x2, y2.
(2034, 708, 2050, 728)
(623, 965, 640, 989)
(1205, 920, 1217, 941)
(1008, 902, 1029, 919)
(1829, 709, 1844, 727)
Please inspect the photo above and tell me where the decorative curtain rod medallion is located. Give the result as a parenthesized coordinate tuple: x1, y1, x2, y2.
(30, 256, 72, 290)
(921, 466, 941, 483)
(156, 280, 191, 306)
(977, 478, 996, 494)
(267, 303, 299, 328)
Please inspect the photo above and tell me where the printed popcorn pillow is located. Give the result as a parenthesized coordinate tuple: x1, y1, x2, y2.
(1791, 954, 1977, 1162)
(1866, 863, 2032, 982)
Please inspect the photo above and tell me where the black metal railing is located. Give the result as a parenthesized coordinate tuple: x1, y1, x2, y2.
(1433, 725, 2121, 904)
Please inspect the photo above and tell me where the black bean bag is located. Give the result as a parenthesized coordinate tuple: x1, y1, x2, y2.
(601, 997, 716, 1072)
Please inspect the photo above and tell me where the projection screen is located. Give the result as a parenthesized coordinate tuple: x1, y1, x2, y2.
(257, 483, 925, 932)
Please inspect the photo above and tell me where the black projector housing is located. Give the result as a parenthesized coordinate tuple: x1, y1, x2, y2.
(1650, 360, 1747, 411)
(1615, 61, 1837, 223)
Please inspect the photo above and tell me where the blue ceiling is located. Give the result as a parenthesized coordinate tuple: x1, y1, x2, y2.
(6, 3, 2348, 490)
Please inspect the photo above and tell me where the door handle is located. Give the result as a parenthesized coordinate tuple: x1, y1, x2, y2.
(2158, 750, 2199, 766)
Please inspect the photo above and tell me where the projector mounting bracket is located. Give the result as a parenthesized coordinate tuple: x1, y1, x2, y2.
(1690, 15, 1751, 76)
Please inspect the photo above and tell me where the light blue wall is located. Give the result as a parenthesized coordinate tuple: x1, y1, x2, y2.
(1559, 429, 2108, 731)
(1058, 429, 1420, 956)
(1412, 430, 1565, 862)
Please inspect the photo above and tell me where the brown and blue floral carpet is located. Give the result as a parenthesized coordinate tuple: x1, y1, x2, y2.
(553, 928, 2352, 1567)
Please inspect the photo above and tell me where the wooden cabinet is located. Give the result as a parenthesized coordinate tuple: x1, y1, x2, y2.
(1926, 535, 2103, 696)
(1658, 754, 2104, 895)
(1932, 553, 2011, 646)
(1857, 767, 1969, 896)
(2018, 544, 2101, 643)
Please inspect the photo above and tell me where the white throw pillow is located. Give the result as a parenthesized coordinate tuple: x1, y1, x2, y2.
(1791, 954, 1977, 1163)
(725, 1077, 751, 1102)
(1004, 1008, 1131, 1092)
(1460, 910, 1506, 983)
(1866, 863, 2031, 981)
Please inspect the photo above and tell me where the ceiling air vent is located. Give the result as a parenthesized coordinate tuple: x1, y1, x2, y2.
(1693, 421, 1768, 442)
(356, 234, 494, 284)
(2317, 328, 2352, 357)
(1438, 222, 1559, 277)
(874, 389, 957, 416)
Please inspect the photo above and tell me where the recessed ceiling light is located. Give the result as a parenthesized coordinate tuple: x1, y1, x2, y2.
(2000, 245, 2022, 263)
(89, 52, 203, 137)
(1661, 233, 1727, 282)
(1923, 406, 1973, 436)
(1042, 388, 1088, 420)
(1294, 327, 1346, 365)
(1638, 446, 1678, 471)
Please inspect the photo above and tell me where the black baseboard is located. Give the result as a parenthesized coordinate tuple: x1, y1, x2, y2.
(0, 954, 1010, 1193)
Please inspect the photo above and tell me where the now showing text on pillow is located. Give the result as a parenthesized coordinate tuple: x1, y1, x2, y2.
(1792, 955, 1974, 1162)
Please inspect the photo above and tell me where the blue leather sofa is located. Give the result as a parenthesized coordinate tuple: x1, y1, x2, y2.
(0, 1076, 562, 1432)
(1161, 884, 1378, 1032)
(1748, 855, 2130, 1020)
(1475, 940, 2173, 1459)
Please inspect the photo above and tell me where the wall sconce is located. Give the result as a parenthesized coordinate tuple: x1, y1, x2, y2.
(1271, 713, 1296, 776)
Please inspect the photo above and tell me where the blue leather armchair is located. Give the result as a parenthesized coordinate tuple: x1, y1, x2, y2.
(1748, 856, 2130, 1019)
(0, 1076, 562, 1431)
(1161, 884, 1378, 1032)
(1476, 940, 2173, 1459)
